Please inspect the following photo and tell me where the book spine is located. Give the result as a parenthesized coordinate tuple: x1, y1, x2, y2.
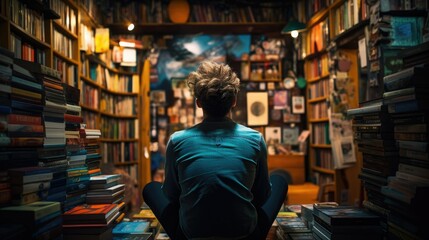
(397, 140, 428, 152)
(395, 171, 429, 184)
(394, 124, 427, 133)
(7, 114, 42, 125)
(397, 163, 429, 178)
(399, 148, 428, 161)
(10, 172, 53, 184)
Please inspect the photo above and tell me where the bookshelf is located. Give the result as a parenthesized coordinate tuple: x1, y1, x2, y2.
(78, 3, 150, 188)
(0, 0, 151, 199)
(303, 0, 369, 204)
(102, 0, 293, 36)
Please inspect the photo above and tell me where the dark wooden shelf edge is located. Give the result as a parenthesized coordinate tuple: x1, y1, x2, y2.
(107, 22, 286, 35)
(333, 19, 369, 49)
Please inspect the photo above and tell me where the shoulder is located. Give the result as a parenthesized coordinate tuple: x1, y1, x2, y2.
(234, 123, 264, 140)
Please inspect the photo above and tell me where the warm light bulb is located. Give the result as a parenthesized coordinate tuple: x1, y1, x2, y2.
(128, 23, 135, 31)
(291, 30, 299, 38)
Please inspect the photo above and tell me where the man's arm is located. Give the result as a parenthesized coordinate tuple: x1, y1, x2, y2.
(251, 135, 271, 207)
(161, 136, 181, 202)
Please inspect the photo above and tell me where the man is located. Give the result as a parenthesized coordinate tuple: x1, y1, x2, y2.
(143, 61, 288, 239)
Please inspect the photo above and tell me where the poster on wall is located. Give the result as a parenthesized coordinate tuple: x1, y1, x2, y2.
(152, 35, 251, 91)
(246, 92, 268, 126)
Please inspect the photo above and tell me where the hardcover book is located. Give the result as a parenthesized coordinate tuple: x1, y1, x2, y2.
(0, 201, 60, 223)
(112, 221, 150, 235)
(63, 203, 119, 224)
(312, 205, 381, 226)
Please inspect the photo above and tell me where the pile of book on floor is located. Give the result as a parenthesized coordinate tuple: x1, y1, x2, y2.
(62, 203, 121, 239)
(275, 210, 312, 240)
(0, 201, 62, 239)
(379, 53, 429, 239)
(312, 204, 382, 240)
(87, 174, 126, 221)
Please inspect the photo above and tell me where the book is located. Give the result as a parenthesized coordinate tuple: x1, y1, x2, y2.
(312, 205, 381, 226)
(397, 163, 429, 178)
(90, 174, 121, 185)
(63, 203, 119, 224)
(383, 65, 428, 92)
(0, 201, 60, 224)
(11, 180, 50, 195)
(112, 221, 150, 235)
(8, 167, 53, 184)
(14, 58, 61, 80)
(397, 140, 429, 152)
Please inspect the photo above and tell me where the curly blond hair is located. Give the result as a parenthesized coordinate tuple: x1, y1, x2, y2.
(186, 61, 240, 117)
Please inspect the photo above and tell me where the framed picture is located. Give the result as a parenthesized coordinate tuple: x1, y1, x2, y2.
(150, 90, 166, 105)
(283, 107, 301, 123)
(273, 90, 289, 110)
(265, 126, 282, 145)
(247, 92, 268, 126)
(292, 96, 305, 114)
(282, 126, 299, 145)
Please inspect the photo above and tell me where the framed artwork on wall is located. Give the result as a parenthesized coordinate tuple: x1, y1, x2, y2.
(246, 91, 268, 126)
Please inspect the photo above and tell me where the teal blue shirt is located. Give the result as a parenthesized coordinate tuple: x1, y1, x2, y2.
(162, 117, 271, 239)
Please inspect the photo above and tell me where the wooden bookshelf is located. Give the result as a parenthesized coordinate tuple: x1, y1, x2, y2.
(304, 0, 368, 204)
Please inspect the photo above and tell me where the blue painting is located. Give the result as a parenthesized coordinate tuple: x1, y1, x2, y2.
(151, 34, 251, 90)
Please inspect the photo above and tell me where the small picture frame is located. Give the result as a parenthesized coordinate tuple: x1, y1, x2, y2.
(292, 96, 305, 114)
(265, 126, 282, 145)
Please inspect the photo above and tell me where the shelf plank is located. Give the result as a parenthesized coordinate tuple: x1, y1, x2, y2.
(100, 112, 137, 119)
(308, 96, 328, 103)
(107, 22, 286, 35)
(310, 144, 331, 148)
(307, 73, 330, 83)
(308, 118, 329, 123)
(101, 88, 139, 96)
(100, 138, 139, 142)
(311, 166, 335, 175)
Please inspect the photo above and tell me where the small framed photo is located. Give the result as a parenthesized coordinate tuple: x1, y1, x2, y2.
(265, 126, 282, 145)
(292, 96, 305, 114)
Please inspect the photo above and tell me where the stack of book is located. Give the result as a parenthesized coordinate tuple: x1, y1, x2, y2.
(1, 56, 46, 206)
(275, 211, 312, 240)
(87, 173, 126, 222)
(312, 205, 382, 240)
(86, 174, 125, 205)
(380, 60, 429, 239)
(0, 201, 62, 239)
(13, 59, 69, 209)
(63, 84, 89, 211)
(62, 203, 120, 239)
(347, 101, 397, 234)
(80, 127, 102, 176)
(8, 166, 53, 205)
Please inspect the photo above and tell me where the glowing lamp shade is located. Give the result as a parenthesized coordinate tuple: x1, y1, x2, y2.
(282, 20, 306, 38)
(127, 23, 135, 31)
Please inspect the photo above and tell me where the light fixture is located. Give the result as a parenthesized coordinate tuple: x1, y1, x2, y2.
(127, 23, 135, 31)
(282, 20, 306, 38)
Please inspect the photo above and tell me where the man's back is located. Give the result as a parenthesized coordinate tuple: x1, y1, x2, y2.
(163, 118, 271, 239)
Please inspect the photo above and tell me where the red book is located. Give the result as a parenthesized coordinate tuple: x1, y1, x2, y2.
(7, 114, 42, 125)
(63, 203, 119, 224)
(64, 114, 83, 123)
